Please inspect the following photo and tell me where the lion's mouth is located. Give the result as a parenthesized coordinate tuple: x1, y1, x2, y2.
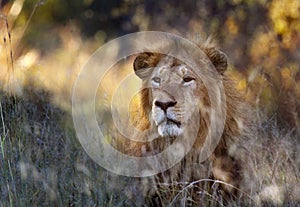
(156, 117, 183, 138)
(152, 109, 183, 137)
(166, 118, 181, 127)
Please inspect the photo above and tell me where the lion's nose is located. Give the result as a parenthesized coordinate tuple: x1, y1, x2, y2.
(155, 100, 177, 112)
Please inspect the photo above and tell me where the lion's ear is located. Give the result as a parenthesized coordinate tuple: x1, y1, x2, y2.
(133, 52, 157, 79)
(204, 47, 228, 75)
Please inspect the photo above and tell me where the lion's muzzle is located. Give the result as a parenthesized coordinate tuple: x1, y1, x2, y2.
(152, 99, 183, 138)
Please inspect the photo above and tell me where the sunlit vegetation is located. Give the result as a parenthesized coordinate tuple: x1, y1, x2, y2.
(0, 0, 299, 206)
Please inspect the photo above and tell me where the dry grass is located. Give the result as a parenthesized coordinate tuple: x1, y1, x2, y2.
(0, 88, 142, 207)
(133, 117, 299, 206)
(0, 82, 299, 206)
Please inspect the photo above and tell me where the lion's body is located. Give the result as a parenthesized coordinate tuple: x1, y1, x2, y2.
(124, 41, 255, 205)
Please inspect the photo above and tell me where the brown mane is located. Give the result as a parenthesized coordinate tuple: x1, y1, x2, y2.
(116, 42, 254, 204)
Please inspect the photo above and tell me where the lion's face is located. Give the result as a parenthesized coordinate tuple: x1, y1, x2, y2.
(133, 48, 227, 139)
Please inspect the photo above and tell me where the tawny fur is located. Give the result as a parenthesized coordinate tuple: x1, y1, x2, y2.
(117, 41, 254, 204)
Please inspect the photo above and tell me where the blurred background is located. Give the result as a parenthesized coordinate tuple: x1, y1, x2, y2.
(1, 0, 299, 129)
(0, 0, 299, 206)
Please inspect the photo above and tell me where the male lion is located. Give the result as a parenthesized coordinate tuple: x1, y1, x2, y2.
(124, 41, 255, 205)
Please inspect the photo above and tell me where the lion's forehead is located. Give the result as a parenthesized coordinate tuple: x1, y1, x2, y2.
(154, 64, 190, 77)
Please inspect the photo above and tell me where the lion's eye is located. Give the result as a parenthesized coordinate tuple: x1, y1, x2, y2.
(183, 77, 195, 83)
(152, 77, 161, 84)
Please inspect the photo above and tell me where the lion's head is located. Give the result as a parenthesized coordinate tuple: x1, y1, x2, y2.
(133, 46, 228, 142)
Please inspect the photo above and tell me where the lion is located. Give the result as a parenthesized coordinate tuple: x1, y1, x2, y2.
(119, 41, 255, 205)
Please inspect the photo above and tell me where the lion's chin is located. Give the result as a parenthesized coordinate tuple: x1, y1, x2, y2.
(157, 122, 183, 138)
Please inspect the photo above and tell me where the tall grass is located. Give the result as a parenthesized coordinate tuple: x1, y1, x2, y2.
(0, 88, 146, 207)
(0, 87, 299, 206)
